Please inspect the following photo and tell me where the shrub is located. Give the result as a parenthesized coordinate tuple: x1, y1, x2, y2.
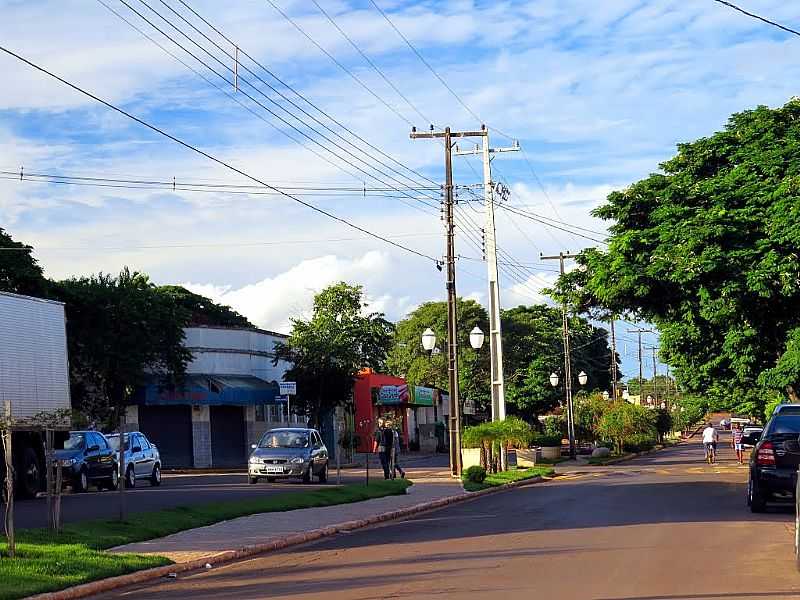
(623, 434, 657, 453)
(597, 402, 658, 454)
(463, 465, 487, 484)
(542, 415, 565, 438)
(530, 433, 562, 447)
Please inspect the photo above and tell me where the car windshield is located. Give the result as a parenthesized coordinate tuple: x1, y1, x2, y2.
(259, 431, 309, 449)
(64, 433, 86, 450)
(766, 416, 800, 435)
(107, 435, 129, 451)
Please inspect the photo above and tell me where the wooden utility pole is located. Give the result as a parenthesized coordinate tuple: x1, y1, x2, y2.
(610, 317, 618, 400)
(411, 125, 486, 477)
(627, 327, 653, 404)
(540, 251, 579, 459)
(2, 400, 15, 557)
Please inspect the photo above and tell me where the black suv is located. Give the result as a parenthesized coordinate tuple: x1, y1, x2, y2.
(55, 431, 119, 493)
(747, 404, 800, 512)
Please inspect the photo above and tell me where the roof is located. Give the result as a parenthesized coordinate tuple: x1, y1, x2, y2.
(0, 290, 65, 306)
(187, 325, 288, 339)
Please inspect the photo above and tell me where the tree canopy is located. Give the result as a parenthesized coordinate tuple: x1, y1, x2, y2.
(274, 282, 394, 425)
(0, 227, 46, 296)
(560, 99, 800, 417)
(158, 285, 253, 328)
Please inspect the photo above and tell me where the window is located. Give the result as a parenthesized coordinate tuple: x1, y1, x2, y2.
(94, 433, 108, 450)
(139, 435, 151, 450)
(255, 404, 267, 422)
(268, 404, 279, 422)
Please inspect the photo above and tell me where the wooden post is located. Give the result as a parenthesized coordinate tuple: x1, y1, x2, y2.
(45, 429, 53, 531)
(3, 400, 15, 558)
(118, 411, 126, 522)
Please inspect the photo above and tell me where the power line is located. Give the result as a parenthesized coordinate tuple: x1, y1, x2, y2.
(712, 0, 800, 37)
(500, 204, 608, 245)
(501, 203, 608, 238)
(0, 43, 439, 264)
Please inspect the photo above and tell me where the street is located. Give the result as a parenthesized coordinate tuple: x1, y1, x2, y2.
(92, 441, 800, 600)
(2, 454, 445, 530)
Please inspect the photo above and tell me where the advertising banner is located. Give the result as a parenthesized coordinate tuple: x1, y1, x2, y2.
(378, 384, 409, 405)
(411, 386, 435, 406)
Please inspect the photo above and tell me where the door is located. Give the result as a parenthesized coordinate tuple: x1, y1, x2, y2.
(139, 405, 194, 468)
(210, 405, 246, 468)
(134, 434, 155, 477)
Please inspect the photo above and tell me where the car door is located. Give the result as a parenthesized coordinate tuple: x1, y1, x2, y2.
(313, 431, 328, 469)
(135, 434, 154, 477)
(84, 433, 103, 479)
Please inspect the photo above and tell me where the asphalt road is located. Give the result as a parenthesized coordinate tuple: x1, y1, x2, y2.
(93, 440, 800, 600)
(4, 454, 447, 530)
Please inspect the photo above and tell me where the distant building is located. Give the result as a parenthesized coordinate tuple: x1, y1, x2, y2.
(126, 326, 296, 468)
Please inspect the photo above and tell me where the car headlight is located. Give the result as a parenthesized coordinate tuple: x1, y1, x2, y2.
(290, 456, 305, 464)
(59, 458, 77, 467)
(249, 456, 262, 465)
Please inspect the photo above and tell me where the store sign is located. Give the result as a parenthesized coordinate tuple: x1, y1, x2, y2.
(412, 386, 435, 406)
(378, 384, 409, 405)
(279, 381, 297, 396)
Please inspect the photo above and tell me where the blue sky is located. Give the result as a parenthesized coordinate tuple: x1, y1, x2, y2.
(2, 0, 800, 382)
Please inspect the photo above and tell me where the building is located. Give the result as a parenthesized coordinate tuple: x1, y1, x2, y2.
(352, 369, 447, 453)
(126, 326, 298, 468)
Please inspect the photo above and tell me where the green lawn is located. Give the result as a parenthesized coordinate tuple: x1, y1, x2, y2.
(0, 479, 411, 600)
(463, 466, 555, 492)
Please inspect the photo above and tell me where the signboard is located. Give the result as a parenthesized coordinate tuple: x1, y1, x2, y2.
(275, 395, 288, 403)
(279, 381, 297, 396)
(378, 384, 409, 405)
(463, 398, 475, 415)
(411, 386, 435, 406)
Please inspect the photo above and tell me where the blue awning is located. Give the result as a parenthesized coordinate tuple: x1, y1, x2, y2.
(135, 374, 281, 406)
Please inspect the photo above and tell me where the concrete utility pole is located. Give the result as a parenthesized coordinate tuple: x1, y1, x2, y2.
(454, 129, 518, 422)
(648, 346, 659, 402)
(540, 251, 579, 459)
(610, 317, 618, 400)
(411, 125, 487, 477)
(627, 327, 653, 404)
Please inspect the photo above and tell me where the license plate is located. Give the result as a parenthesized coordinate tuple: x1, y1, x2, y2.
(264, 466, 284, 474)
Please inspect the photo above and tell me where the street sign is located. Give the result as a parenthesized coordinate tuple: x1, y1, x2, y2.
(275, 395, 288, 403)
(463, 399, 476, 415)
(279, 381, 297, 396)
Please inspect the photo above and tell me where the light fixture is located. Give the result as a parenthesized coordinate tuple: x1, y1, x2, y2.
(469, 326, 485, 350)
(549, 372, 559, 387)
(602, 390, 610, 400)
(578, 371, 588, 386)
(421, 328, 436, 352)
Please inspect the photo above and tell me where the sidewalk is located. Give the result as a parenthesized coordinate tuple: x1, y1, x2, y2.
(113, 469, 462, 564)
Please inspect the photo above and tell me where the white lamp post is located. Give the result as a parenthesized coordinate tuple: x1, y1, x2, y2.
(578, 371, 588, 386)
(421, 328, 436, 352)
(549, 372, 559, 388)
(469, 326, 485, 350)
(602, 390, 610, 400)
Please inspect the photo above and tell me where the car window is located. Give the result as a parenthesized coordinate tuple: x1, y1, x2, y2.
(314, 432, 323, 447)
(95, 433, 109, 450)
(776, 406, 800, 415)
(765, 416, 800, 435)
(259, 431, 310, 448)
(139, 435, 150, 450)
(64, 433, 86, 450)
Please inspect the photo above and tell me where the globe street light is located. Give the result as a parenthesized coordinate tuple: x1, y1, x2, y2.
(602, 390, 610, 400)
(469, 326, 485, 350)
(578, 371, 588, 386)
(421, 328, 436, 352)
(549, 372, 559, 388)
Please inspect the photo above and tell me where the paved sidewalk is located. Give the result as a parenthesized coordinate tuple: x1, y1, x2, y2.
(113, 472, 462, 564)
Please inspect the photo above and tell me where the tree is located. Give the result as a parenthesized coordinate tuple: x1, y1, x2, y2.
(597, 402, 657, 454)
(501, 305, 616, 421)
(274, 282, 393, 426)
(0, 227, 46, 296)
(560, 99, 800, 419)
(158, 285, 253, 328)
(386, 299, 490, 414)
(574, 392, 613, 443)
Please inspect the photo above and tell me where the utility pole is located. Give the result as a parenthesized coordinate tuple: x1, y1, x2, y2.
(540, 251, 579, 459)
(609, 317, 618, 400)
(627, 327, 653, 405)
(454, 129, 518, 422)
(411, 125, 486, 477)
(648, 346, 659, 404)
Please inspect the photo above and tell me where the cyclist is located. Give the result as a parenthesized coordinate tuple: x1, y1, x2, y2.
(702, 422, 718, 464)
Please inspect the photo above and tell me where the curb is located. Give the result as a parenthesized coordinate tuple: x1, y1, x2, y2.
(588, 441, 683, 466)
(25, 476, 546, 600)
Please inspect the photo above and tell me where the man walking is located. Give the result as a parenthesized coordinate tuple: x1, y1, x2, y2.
(731, 423, 745, 464)
(375, 418, 393, 480)
(389, 421, 405, 479)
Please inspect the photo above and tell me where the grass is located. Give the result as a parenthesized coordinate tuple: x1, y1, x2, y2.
(0, 479, 411, 600)
(535, 456, 570, 465)
(462, 466, 555, 492)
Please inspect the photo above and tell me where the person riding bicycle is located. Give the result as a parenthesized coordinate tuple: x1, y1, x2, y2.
(702, 422, 718, 463)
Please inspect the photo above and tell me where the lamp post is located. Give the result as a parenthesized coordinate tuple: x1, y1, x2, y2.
(469, 326, 485, 351)
(549, 371, 576, 459)
(578, 371, 588, 387)
(602, 390, 610, 401)
(422, 328, 436, 352)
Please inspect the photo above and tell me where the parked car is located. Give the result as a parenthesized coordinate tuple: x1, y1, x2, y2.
(55, 431, 118, 493)
(248, 428, 329, 484)
(106, 431, 162, 488)
(747, 404, 800, 512)
(742, 425, 764, 449)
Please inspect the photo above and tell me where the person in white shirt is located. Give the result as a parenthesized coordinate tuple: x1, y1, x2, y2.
(702, 423, 719, 463)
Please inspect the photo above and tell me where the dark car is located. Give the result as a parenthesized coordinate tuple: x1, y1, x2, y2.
(106, 431, 162, 488)
(747, 404, 800, 512)
(55, 431, 119, 493)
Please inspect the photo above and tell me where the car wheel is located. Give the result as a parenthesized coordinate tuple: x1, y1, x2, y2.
(106, 466, 119, 491)
(749, 477, 766, 513)
(266, 477, 276, 483)
(318, 463, 328, 483)
(75, 468, 89, 493)
(303, 465, 313, 484)
(150, 465, 161, 487)
(126, 466, 136, 489)
(16, 446, 41, 499)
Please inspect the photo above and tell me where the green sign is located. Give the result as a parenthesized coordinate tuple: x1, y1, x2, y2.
(412, 386, 435, 406)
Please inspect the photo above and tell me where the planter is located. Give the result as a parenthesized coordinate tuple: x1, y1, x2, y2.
(515, 448, 537, 467)
(461, 447, 483, 470)
(540, 445, 561, 460)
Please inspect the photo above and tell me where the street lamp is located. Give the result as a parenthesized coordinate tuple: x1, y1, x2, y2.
(578, 371, 588, 386)
(421, 328, 436, 352)
(602, 390, 610, 400)
(549, 372, 559, 388)
(469, 326, 485, 350)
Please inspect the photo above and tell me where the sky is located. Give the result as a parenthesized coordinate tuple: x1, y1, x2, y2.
(2, 0, 799, 383)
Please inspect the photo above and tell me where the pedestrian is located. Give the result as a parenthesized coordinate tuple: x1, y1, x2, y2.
(390, 421, 405, 479)
(731, 423, 744, 464)
(375, 418, 392, 480)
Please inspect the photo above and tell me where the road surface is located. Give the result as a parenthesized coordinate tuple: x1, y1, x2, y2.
(93, 440, 800, 600)
(4, 454, 446, 530)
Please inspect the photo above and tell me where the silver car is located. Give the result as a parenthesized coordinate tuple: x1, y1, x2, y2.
(248, 428, 329, 484)
(107, 431, 162, 488)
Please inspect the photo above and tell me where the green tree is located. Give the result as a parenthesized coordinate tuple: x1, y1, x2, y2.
(386, 299, 490, 414)
(158, 285, 253, 328)
(574, 392, 613, 443)
(560, 99, 800, 418)
(274, 282, 393, 426)
(0, 227, 46, 296)
(597, 402, 657, 454)
(52, 268, 192, 427)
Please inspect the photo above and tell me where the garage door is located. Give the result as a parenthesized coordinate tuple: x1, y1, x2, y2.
(138, 405, 194, 468)
(210, 405, 246, 468)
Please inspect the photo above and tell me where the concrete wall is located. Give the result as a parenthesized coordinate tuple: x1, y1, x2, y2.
(192, 405, 212, 468)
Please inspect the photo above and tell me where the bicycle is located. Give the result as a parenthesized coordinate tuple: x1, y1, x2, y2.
(705, 442, 716, 464)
